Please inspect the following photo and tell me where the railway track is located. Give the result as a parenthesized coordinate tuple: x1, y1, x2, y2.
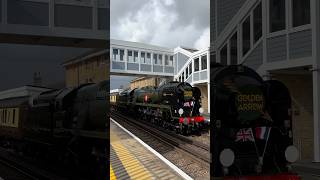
(111, 111, 210, 176)
(0, 147, 66, 180)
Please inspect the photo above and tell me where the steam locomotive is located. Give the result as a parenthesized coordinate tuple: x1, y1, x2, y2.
(211, 64, 300, 179)
(0, 81, 107, 179)
(111, 82, 205, 134)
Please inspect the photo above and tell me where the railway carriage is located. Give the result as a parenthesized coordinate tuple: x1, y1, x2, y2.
(0, 96, 29, 142)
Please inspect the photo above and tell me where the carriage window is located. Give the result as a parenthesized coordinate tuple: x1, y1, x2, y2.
(292, 0, 310, 27)
(270, 0, 286, 32)
(13, 109, 15, 125)
(4, 109, 6, 124)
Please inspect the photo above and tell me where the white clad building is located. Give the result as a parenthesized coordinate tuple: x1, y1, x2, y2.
(210, 0, 319, 162)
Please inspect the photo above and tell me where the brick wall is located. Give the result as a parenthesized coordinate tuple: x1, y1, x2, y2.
(130, 78, 158, 89)
(194, 84, 209, 114)
(65, 55, 107, 87)
(273, 73, 314, 161)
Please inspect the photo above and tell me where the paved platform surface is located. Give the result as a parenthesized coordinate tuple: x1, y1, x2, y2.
(110, 119, 186, 180)
(293, 161, 320, 179)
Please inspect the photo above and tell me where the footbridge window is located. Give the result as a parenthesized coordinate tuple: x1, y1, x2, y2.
(270, 0, 286, 32)
(201, 55, 207, 70)
(242, 16, 251, 56)
(292, 0, 310, 27)
(253, 2, 262, 43)
(194, 58, 200, 72)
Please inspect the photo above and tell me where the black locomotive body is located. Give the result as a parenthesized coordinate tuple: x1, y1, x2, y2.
(0, 81, 108, 179)
(211, 64, 299, 179)
(113, 82, 205, 134)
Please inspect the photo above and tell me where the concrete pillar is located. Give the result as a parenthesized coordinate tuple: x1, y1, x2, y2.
(311, 0, 320, 162)
(312, 69, 320, 162)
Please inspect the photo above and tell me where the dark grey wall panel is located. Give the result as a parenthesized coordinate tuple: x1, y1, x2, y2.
(112, 61, 125, 70)
(141, 64, 151, 72)
(267, 35, 287, 62)
(217, 0, 246, 34)
(0, 0, 2, 23)
(8, 0, 49, 26)
(289, 30, 312, 59)
(55, 5, 92, 29)
(127, 63, 139, 71)
(165, 66, 174, 73)
(98, 8, 107, 30)
(153, 65, 163, 72)
(244, 42, 263, 70)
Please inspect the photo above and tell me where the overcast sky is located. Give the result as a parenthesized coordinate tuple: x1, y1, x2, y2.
(0, 44, 91, 91)
(110, 0, 210, 89)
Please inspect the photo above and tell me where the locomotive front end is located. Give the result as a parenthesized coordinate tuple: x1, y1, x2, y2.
(212, 65, 300, 179)
(175, 82, 205, 134)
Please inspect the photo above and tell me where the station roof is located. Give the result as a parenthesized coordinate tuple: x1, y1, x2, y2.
(0, 85, 52, 100)
(62, 48, 107, 66)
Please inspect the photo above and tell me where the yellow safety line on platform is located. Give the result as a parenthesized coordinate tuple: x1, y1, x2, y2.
(110, 164, 117, 180)
(110, 130, 152, 180)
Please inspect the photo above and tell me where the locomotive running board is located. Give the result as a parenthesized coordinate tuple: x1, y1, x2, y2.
(53, 128, 108, 139)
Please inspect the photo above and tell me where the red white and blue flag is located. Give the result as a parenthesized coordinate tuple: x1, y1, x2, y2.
(255, 127, 271, 140)
(236, 128, 254, 142)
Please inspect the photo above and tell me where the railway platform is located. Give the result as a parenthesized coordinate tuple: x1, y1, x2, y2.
(110, 118, 191, 180)
(293, 161, 320, 179)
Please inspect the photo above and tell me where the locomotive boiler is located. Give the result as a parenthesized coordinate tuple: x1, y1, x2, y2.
(0, 81, 108, 179)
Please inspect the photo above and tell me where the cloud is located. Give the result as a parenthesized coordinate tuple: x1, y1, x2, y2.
(194, 27, 210, 50)
(111, 0, 209, 49)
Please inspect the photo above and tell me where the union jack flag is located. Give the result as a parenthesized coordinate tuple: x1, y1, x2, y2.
(236, 128, 254, 142)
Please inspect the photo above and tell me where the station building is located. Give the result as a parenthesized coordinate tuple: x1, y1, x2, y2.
(130, 77, 164, 90)
(62, 49, 108, 88)
(210, 0, 320, 162)
(110, 39, 210, 114)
